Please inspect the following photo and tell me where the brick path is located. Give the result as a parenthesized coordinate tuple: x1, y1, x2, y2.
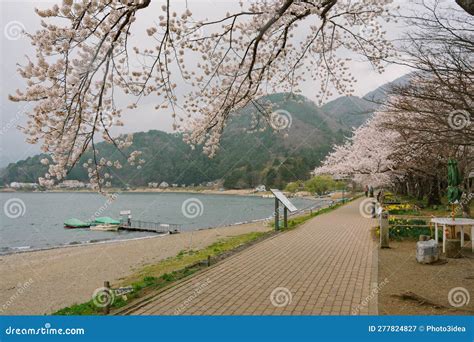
(127, 198, 378, 315)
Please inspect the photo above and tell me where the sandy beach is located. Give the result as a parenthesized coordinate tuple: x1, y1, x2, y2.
(0, 222, 270, 315)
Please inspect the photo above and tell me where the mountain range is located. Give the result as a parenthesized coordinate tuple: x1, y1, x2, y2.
(0, 74, 410, 189)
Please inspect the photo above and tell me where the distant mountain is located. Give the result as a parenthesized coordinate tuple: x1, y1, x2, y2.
(0, 75, 410, 189)
(321, 74, 413, 129)
(362, 73, 412, 103)
(320, 95, 377, 128)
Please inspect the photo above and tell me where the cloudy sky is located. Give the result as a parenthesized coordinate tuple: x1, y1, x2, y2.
(0, 0, 412, 167)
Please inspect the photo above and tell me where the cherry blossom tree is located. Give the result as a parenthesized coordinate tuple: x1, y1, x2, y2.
(315, 92, 473, 205)
(313, 113, 400, 187)
(384, 0, 473, 207)
(9, 0, 398, 190)
(315, 0, 473, 207)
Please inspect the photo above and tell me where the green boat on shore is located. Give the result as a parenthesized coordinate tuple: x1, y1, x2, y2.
(64, 218, 91, 229)
(94, 217, 120, 225)
(64, 216, 120, 230)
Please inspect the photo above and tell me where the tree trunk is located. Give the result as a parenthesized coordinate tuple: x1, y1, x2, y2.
(416, 179, 425, 201)
(406, 177, 412, 197)
(398, 180, 407, 196)
(427, 176, 441, 206)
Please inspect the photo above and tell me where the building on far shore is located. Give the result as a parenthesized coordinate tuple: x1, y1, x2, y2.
(255, 184, 266, 192)
(9, 182, 39, 189)
(57, 180, 86, 188)
(159, 181, 169, 188)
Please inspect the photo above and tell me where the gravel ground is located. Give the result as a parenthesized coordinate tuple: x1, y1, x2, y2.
(378, 240, 474, 315)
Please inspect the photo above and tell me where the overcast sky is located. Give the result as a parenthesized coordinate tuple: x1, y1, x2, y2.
(0, 0, 412, 167)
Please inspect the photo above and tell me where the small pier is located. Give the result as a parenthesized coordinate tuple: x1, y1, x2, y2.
(118, 210, 180, 234)
(119, 220, 180, 234)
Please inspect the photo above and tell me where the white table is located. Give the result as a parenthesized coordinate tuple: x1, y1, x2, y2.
(431, 218, 474, 253)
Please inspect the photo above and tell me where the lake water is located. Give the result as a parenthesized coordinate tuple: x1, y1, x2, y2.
(0, 192, 324, 254)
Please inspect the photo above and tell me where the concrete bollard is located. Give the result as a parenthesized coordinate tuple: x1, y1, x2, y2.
(416, 239, 439, 264)
(379, 210, 390, 248)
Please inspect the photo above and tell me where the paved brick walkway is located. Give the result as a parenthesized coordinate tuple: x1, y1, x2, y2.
(128, 198, 378, 315)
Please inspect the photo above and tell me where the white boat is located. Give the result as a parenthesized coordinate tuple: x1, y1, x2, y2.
(90, 224, 119, 232)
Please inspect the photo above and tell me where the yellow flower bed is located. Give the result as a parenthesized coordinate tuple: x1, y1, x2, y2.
(385, 203, 413, 211)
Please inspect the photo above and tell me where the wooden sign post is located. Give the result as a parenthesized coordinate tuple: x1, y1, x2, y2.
(271, 189, 298, 230)
(275, 197, 280, 230)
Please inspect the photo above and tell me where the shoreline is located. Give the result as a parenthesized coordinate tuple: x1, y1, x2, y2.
(0, 233, 167, 257)
(1, 188, 264, 196)
(0, 217, 272, 258)
(0, 221, 272, 315)
(0, 187, 324, 200)
(0, 199, 328, 257)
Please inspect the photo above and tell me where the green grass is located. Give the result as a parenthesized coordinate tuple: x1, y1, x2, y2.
(53, 231, 266, 315)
